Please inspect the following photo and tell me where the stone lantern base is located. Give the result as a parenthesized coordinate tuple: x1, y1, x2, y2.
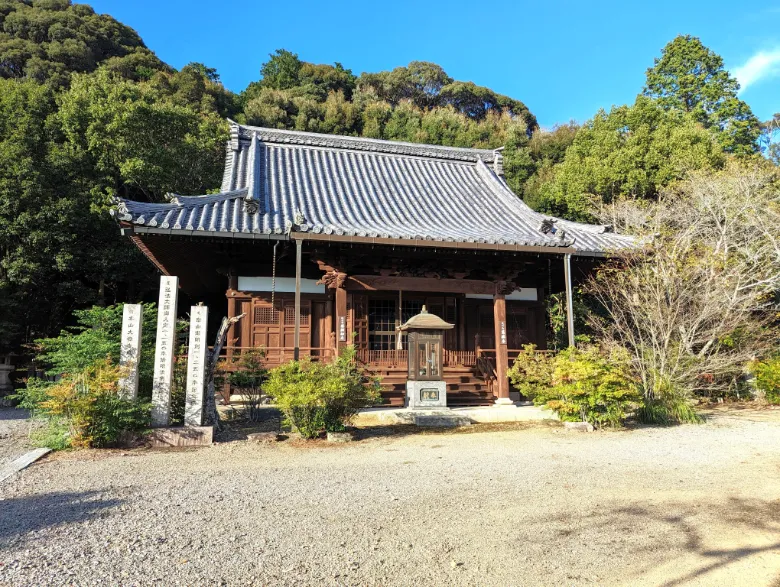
(406, 381, 447, 410)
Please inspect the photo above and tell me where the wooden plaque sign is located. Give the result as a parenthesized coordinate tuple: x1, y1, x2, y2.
(339, 316, 347, 342)
(118, 303, 143, 400)
(500, 321, 507, 345)
(185, 305, 208, 426)
(152, 276, 178, 427)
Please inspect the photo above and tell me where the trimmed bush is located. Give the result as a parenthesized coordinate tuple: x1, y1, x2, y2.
(264, 347, 380, 438)
(508, 344, 642, 427)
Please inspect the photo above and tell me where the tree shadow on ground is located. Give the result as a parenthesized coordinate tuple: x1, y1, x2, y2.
(526, 495, 780, 587)
(0, 490, 122, 542)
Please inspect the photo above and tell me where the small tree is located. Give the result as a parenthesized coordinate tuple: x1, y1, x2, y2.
(589, 162, 780, 421)
(227, 348, 267, 422)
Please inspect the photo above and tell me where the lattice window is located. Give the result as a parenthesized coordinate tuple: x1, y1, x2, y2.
(284, 305, 310, 326)
(254, 306, 278, 325)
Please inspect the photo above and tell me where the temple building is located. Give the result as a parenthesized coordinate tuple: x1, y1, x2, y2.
(113, 122, 633, 407)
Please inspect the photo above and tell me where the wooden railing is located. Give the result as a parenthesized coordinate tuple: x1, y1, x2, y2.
(220, 346, 336, 369)
(354, 348, 477, 367)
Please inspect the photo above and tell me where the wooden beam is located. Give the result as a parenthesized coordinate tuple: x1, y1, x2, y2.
(346, 275, 503, 295)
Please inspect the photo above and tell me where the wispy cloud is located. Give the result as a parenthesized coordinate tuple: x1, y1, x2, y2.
(734, 49, 780, 92)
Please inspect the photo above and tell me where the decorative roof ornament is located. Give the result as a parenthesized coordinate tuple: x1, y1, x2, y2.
(110, 198, 132, 221)
(243, 198, 259, 214)
(493, 147, 504, 177)
(397, 305, 454, 331)
(538, 218, 557, 235)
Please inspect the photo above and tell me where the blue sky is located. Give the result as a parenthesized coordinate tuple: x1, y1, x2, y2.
(87, 0, 780, 128)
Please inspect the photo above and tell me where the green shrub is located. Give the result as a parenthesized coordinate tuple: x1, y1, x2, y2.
(34, 304, 158, 398)
(636, 374, 703, 424)
(227, 349, 267, 422)
(754, 357, 780, 405)
(508, 344, 642, 427)
(16, 359, 150, 449)
(264, 347, 381, 438)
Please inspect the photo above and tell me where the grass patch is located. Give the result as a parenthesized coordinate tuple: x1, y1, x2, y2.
(637, 397, 703, 425)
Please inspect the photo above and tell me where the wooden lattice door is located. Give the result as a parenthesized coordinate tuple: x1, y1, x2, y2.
(282, 300, 311, 353)
(251, 300, 282, 350)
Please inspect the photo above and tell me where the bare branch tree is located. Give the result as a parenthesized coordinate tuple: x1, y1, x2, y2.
(588, 162, 780, 400)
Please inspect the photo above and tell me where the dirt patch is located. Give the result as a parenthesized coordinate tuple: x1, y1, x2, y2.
(1, 406, 779, 586)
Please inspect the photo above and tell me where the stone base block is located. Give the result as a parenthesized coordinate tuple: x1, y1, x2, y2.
(563, 421, 594, 432)
(326, 431, 353, 443)
(247, 432, 280, 443)
(149, 426, 213, 447)
(493, 397, 516, 406)
(406, 380, 447, 410)
(414, 413, 472, 428)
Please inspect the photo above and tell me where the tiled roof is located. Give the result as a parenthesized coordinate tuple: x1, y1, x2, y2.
(113, 122, 634, 255)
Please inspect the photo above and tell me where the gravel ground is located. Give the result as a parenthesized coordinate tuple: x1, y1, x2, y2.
(1, 407, 779, 586)
(0, 409, 37, 468)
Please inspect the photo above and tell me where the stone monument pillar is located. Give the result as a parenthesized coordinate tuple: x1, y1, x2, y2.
(184, 305, 209, 426)
(118, 303, 143, 400)
(152, 276, 178, 427)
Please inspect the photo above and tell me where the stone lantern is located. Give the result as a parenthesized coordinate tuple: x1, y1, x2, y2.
(397, 306, 453, 409)
(0, 354, 14, 396)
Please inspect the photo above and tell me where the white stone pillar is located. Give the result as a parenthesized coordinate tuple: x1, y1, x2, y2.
(152, 276, 178, 427)
(118, 303, 143, 400)
(185, 305, 209, 426)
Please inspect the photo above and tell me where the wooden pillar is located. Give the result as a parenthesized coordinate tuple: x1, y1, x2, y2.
(396, 290, 403, 350)
(293, 239, 302, 361)
(226, 274, 238, 361)
(493, 284, 513, 406)
(457, 295, 466, 351)
(564, 254, 575, 348)
(324, 299, 333, 357)
(335, 284, 347, 353)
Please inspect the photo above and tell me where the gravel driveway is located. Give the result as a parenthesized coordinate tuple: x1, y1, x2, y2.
(0, 409, 36, 468)
(1, 408, 779, 586)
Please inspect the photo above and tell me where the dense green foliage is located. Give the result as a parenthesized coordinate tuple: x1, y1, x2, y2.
(264, 347, 380, 438)
(0, 2, 232, 354)
(0, 0, 165, 87)
(34, 303, 157, 389)
(643, 35, 761, 155)
(753, 357, 780, 405)
(534, 97, 725, 219)
(508, 345, 642, 427)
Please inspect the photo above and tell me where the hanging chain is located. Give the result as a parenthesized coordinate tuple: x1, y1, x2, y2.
(271, 241, 278, 312)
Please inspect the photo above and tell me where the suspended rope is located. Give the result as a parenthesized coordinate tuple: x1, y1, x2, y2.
(271, 241, 279, 312)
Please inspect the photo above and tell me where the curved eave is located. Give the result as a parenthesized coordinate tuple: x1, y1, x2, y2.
(123, 224, 601, 256)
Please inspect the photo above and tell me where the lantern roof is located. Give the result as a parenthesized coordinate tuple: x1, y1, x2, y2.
(397, 306, 454, 331)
